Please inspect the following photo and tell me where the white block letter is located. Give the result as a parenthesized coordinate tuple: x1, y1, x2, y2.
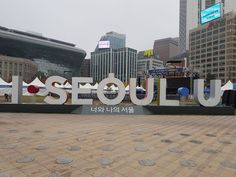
(12, 76, 23, 104)
(159, 79, 179, 106)
(194, 79, 221, 107)
(72, 77, 93, 105)
(44, 76, 68, 105)
(97, 73, 125, 105)
(130, 78, 154, 105)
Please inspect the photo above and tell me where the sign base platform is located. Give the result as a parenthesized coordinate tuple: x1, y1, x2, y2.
(0, 104, 234, 115)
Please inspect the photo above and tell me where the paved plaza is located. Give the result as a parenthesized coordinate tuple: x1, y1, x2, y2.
(0, 114, 236, 177)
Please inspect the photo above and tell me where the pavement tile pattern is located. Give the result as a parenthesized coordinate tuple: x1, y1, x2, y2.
(0, 114, 236, 177)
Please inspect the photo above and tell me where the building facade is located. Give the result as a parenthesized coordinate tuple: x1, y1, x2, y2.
(91, 48, 137, 83)
(80, 59, 91, 77)
(189, 12, 236, 84)
(167, 52, 187, 69)
(179, 0, 236, 53)
(153, 38, 180, 65)
(137, 50, 163, 82)
(0, 55, 38, 82)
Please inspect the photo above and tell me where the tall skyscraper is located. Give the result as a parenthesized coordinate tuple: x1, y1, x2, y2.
(179, 0, 199, 53)
(91, 48, 137, 83)
(179, 0, 236, 53)
(91, 31, 136, 82)
(95, 31, 126, 52)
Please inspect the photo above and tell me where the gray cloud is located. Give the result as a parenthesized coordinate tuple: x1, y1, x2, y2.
(0, 0, 179, 57)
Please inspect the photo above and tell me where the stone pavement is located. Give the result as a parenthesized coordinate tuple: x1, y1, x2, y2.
(0, 114, 236, 177)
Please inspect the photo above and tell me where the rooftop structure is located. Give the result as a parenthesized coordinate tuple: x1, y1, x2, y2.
(95, 31, 126, 51)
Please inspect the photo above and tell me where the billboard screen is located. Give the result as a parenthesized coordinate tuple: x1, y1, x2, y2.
(201, 3, 221, 24)
(144, 49, 154, 57)
(98, 41, 110, 49)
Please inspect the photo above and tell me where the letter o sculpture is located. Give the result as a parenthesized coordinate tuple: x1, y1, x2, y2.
(97, 74, 126, 105)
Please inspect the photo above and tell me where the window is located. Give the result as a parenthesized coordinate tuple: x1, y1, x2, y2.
(220, 27, 225, 32)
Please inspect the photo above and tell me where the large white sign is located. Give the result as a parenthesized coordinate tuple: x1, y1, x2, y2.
(98, 41, 110, 49)
(11, 73, 222, 107)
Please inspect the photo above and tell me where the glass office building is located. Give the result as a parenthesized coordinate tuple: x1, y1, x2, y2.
(0, 26, 86, 79)
(91, 31, 137, 83)
(91, 48, 137, 83)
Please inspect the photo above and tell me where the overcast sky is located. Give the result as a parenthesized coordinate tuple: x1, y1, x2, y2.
(0, 0, 179, 58)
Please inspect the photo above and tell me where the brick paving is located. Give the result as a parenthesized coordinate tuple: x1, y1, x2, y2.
(0, 114, 236, 177)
